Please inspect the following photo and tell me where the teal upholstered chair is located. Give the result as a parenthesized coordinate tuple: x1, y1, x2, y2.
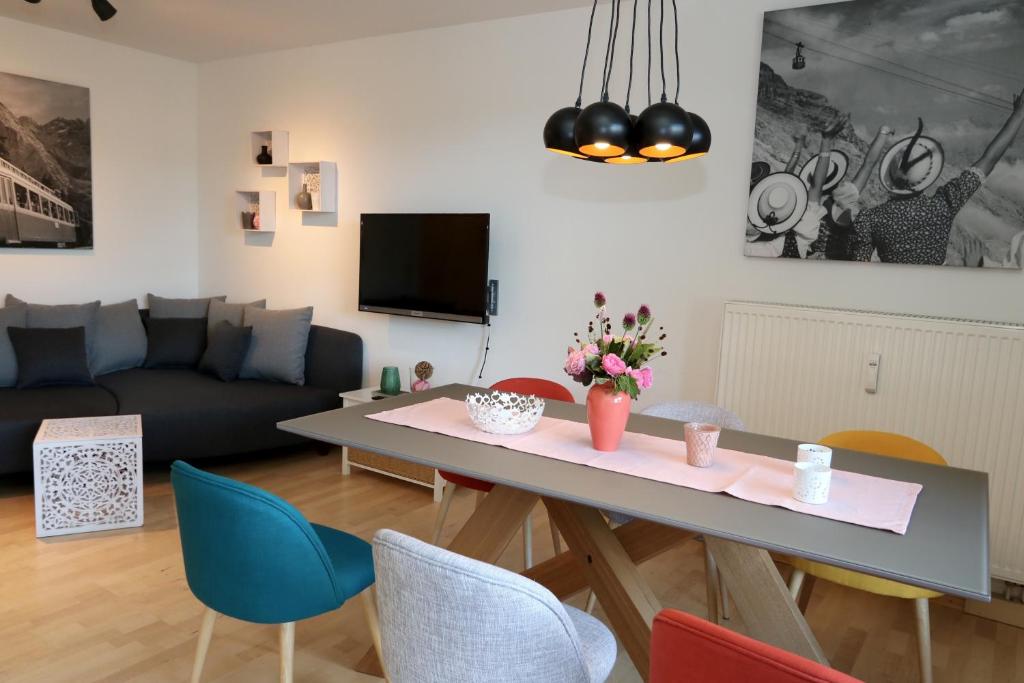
(171, 461, 382, 683)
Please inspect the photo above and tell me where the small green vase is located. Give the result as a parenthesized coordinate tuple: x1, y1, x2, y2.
(380, 366, 401, 395)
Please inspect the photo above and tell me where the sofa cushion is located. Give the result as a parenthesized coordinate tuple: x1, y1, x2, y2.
(0, 303, 27, 388)
(199, 322, 253, 382)
(240, 306, 313, 386)
(148, 294, 226, 319)
(208, 299, 266, 334)
(0, 386, 119, 474)
(9, 326, 94, 389)
(92, 300, 148, 376)
(5, 294, 101, 362)
(145, 317, 208, 369)
(96, 369, 341, 461)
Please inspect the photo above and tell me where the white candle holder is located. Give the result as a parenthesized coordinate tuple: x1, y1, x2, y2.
(793, 462, 832, 505)
(797, 443, 832, 467)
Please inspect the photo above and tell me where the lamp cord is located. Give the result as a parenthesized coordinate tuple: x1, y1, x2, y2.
(575, 0, 599, 108)
(672, 0, 681, 103)
(601, 0, 623, 101)
(658, 0, 667, 102)
(647, 0, 652, 106)
(624, 0, 639, 113)
(599, 0, 616, 101)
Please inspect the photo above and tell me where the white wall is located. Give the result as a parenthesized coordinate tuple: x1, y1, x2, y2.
(0, 17, 198, 305)
(196, 2, 1024, 404)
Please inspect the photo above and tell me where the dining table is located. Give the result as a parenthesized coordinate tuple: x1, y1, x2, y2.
(278, 383, 990, 681)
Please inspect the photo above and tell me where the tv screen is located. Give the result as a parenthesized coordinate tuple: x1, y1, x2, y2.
(359, 213, 490, 324)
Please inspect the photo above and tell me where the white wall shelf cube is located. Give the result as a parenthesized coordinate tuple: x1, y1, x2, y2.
(250, 130, 289, 169)
(236, 190, 276, 232)
(288, 161, 338, 213)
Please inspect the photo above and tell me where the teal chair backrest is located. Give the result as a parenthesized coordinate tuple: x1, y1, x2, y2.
(171, 460, 341, 624)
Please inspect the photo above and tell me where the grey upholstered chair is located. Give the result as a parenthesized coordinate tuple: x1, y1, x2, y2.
(371, 529, 617, 683)
(592, 401, 746, 623)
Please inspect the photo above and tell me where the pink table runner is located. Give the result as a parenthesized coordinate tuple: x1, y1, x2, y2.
(367, 398, 923, 534)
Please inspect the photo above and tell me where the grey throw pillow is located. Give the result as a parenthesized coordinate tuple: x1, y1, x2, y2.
(239, 306, 313, 386)
(148, 294, 227, 319)
(92, 300, 147, 376)
(5, 294, 101, 363)
(208, 298, 266, 334)
(0, 303, 27, 387)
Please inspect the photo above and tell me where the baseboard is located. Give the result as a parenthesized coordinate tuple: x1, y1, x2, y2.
(965, 596, 1024, 629)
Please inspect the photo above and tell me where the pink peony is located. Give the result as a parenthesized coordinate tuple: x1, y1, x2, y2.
(602, 334, 614, 344)
(632, 366, 653, 390)
(602, 353, 627, 377)
(564, 349, 587, 377)
(583, 343, 599, 356)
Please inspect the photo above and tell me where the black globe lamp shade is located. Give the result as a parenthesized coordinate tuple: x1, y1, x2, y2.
(606, 114, 648, 164)
(636, 101, 692, 159)
(544, 106, 586, 158)
(667, 112, 711, 163)
(575, 101, 631, 157)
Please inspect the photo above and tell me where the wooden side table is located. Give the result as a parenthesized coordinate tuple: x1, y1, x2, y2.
(33, 414, 144, 537)
(339, 388, 445, 502)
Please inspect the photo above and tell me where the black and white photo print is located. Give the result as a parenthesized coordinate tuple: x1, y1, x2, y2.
(746, 0, 1024, 269)
(0, 71, 92, 249)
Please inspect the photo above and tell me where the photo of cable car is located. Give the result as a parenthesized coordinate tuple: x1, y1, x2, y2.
(0, 70, 91, 250)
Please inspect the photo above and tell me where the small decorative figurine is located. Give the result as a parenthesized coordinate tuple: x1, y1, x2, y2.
(412, 361, 434, 392)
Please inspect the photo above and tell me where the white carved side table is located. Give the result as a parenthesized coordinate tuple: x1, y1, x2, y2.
(33, 415, 144, 538)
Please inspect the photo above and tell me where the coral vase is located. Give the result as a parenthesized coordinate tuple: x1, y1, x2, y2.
(587, 383, 632, 452)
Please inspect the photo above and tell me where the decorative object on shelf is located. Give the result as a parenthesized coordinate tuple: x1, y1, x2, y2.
(0, 70, 93, 250)
(296, 183, 313, 211)
(250, 131, 289, 168)
(684, 422, 721, 468)
(23, 0, 116, 22)
(542, 0, 710, 165)
(252, 211, 261, 229)
(236, 191, 276, 232)
(240, 211, 255, 229)
(565, 292, 667, 451)
(256, 145, 272, 165)
(288, 162, 337, 213)
(412, 361, 434, 392)
(466, 391, 546, 435)
(380, 366, 402, 396)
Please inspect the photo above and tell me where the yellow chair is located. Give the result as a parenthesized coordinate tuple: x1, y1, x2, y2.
(788, 430, 946, 683)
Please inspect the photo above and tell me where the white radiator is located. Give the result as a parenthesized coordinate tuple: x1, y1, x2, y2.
(716, 301, 1024, 584)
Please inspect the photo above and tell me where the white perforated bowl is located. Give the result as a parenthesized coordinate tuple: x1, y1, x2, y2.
(465, 391, 545, 435)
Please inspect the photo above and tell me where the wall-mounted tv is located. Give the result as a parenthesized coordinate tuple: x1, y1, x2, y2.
(358, 213, 490, 324)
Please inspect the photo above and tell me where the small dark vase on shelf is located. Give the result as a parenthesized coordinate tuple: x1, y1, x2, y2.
(296, 183, 313, 211)
(256, 145, 273, 165)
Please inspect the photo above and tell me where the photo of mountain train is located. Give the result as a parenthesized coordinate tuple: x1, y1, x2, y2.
(0, 71, 91, 249)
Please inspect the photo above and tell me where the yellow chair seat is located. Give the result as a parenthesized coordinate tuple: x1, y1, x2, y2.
(789, 556, 941, 600)
(790, 430, 948, 602)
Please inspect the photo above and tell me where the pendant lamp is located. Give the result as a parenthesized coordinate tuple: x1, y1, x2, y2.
(636, 0, 691, 159)
(605, 1, 648, 164)
(544, 106, 586, 158)
(666, 112, 711, 162)
(574, 0, 631, 157)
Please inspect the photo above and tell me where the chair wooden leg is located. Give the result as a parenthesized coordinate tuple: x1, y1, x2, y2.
(431, 483, 457, 545)
(522, 512, 534, 569)
(788, 569, 806, 601)
(585, 590, 598, 614)
(720, 573, 732, 620)
(279, 622, 295, 683)
(704, 545, 722, 624)
(189, 608, 217, 683)
(550, 518, 562, 556)
(360, 587, 386, 680)
(797, 575, 816, 613)
(915, 598, 933, 683)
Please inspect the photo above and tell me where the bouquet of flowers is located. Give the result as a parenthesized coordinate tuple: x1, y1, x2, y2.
(564, 292, 667, 399)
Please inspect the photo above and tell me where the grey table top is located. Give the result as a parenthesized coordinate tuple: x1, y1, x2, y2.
(279, 383, 990, 601)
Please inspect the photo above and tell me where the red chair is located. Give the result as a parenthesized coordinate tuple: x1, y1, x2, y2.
(651, 609, 862, 683)
(430, 378, 574, 568)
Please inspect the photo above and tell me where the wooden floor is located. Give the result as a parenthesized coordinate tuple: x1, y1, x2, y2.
(1, 448, 1021, 683)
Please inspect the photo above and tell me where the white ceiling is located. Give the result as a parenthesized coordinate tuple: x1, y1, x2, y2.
(0, 0, 597, 63)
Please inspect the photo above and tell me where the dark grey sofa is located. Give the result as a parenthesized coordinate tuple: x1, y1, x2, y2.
(0, 324, 362, 474)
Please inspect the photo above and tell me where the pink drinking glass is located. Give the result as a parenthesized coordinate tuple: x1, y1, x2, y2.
(684, 422, 721, 468)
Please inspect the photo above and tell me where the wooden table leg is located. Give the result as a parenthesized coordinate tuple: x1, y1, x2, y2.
(704, 535, 828, 665)
(354, 484, 540, 677)
(543, 498, 663, 682)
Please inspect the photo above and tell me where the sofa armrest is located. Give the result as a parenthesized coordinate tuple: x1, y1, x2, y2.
(304, 325, 363, 392)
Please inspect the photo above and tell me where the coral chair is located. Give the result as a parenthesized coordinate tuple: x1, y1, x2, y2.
(788, 431, 947, 683)
(431, 378, 574, 568)
(171, 461, 381, 683)
(650, 608, 862, 682)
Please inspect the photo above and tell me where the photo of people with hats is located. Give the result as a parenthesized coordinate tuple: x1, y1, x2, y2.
(746, 0, 1024, 269)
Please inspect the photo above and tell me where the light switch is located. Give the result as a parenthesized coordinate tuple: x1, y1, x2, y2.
(864, 352, 881, 394)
